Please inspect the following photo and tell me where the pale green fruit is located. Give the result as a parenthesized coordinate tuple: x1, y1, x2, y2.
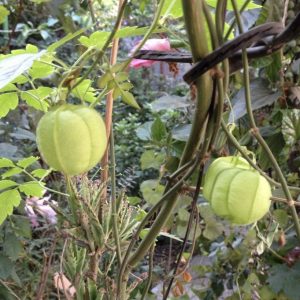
(36, 104, 107, 176)
(203, 156, 271, 225)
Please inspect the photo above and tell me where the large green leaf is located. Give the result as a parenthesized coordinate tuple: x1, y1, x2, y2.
(151, 117, 167, 142)
(268, 262, 300, 300)
(0, 189, 21, 225)
(140, 180, 165, 205)
(0, 255, 15, 279)
(140, 150, 165, 170)
(282, 109, 300, 147)
(3, 233, 23, 261)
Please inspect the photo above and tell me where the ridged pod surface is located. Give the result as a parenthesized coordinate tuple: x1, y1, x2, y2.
(203, 156, 271, 225)
(36, 104, 107, 176)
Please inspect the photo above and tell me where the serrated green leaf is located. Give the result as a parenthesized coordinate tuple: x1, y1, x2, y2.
(282, 109, 300, 147)
(21, 87, 52, 111)
(17, 156, 38, 168)
(0, 255, 15, 279)
(119, 82, 133, 91)
(268, 262, 300, 300)
(0, 6, 9, 24)
(0, 180, 18, 191)
(140, 180, 164, 205)
(112, 87, 122, 100)
(29, 59, 54, 79)
(0, 92, 19, 118)
(115, 72, 128, 82)
(140, 150, 165, 170)
(121, 91, 140, 109)
(18, 181, 44, 197)
(273, 209, 289, 228)
(110, 62, 127, 73)
(0, 158, 15, 168)
(98, 72, 113, 88)
(72, 79, 96, 103)
(3, 233, 23, 261)
(203, 220, 223, 240)
(2, 167, 22, 179)
(0, 189, 21, 225)
(0, 83, 17, 92)
(10, 215, 31, 238)
(31, 168, 50, 179)
(151, 117, 167, 142)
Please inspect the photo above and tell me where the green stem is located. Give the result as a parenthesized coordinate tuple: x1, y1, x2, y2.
(224, 0, 252, 40)
(110, 127, 122, 266)
(141, 243, 155, 300)
(231, 0, 300, 240)
(68, 0, 128, 93)
(179, 0, 213, 165)
(124, 0, 166, 67)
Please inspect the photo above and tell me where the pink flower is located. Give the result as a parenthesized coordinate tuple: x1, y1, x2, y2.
(25, 195, 57, 227)
(129, 38, 171, 69)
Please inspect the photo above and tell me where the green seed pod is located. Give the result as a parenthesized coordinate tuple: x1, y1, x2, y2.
(203, 156, 271, 225)
(36, 104, 107, 176)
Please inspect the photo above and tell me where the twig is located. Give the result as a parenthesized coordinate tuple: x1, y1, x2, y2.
(35, 236, 57, 300)
(141, 243, 155, 300)
(0, 279, 21, 300)
(231, 0, 300, 240)
(100, 0, 124, 202)
(163, 164, 203, 300)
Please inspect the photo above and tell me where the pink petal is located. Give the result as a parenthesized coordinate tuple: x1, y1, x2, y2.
(129, 38, 171, 69)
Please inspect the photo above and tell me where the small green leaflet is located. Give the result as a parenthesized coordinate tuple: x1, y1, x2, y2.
(0, 180, 18, 191)
(2, 167, 22, 179)
(18, 181, 45, 197)
(0, 189, 21, 225)
(0, 93, 19, 118)
(72, 79, 96, 103)
(0, 158, 15, 168)
(17, 156, 39, 169)
(120, 90, 140, 109)
(21, 87, 52, 111)
(31, 168, 50, 179)
(79, 26, 165, 49)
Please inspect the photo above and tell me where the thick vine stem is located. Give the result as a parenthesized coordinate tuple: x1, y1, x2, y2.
(231, 0, 300, 240)
(125, 0, 214, 276)
(179, 0, 213, 166)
